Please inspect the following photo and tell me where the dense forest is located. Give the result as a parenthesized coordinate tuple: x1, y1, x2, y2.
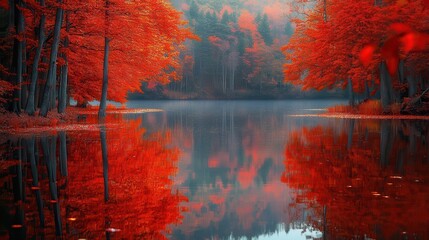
(1, 0, 429, 115)
(0, 0, 195, 117)
(135, 0, 345, 99)
(283, 0, 429, 112)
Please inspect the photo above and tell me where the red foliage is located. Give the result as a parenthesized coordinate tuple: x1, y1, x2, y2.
(66, 0, 197, 104)
(8, 116, 187, 238)
(284, 0, 429, 95)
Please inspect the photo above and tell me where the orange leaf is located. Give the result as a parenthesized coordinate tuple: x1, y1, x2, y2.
(360, 44, 376, 66)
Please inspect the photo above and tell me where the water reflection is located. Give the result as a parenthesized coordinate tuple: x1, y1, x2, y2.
(282, 119, 429, 239)
(2, 100, 429, 239)
(0, 116, 185, 239)
(128, 101, 342, 240)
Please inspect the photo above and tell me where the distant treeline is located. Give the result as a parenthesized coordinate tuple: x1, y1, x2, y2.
(138, 0, 310, 99)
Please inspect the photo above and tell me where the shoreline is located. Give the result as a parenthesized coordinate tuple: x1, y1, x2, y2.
(290, 113, 429, 120)
(0, 108, 162, 134)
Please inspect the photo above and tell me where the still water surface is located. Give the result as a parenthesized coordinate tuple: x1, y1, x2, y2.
(1, 100, 428, 239)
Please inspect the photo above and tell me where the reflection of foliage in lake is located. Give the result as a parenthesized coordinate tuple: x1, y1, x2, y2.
(282, 120, 429, 239)
(0, 115, 186, 239)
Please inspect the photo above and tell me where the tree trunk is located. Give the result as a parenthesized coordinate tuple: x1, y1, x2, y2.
(37, 56, 48, 108)
(98, 37, 110, 119)
(20, 40, 27, 109)
(380, 62, 394, 112)
(39, 4, 63, 117)
(25, 0, 46, 115)
(364, 79, 370, 100)
(347, 78, 354, 106)
(50, 63, 57, 110)
(407, 74, 417, 97)
(58, 13, 69, 114)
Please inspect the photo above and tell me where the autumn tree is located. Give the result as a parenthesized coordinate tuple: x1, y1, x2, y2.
(283, 0, 429, 110)
(0, 0, 195, 117)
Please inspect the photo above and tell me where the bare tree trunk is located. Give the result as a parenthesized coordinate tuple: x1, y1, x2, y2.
(364, 79, 370, 100)
(58, 13, 69, 114)
(25, 0, 46, 115)
(347, 78, 354, 106)
(50, 63, 57, 110)
(39, 3, 64, 117)
(380, 62, 394, 111)
(99, 0, 110, 119)
(407, 74, 417, 97)
(98, 37, 110, 119)
(21, 41, 27, 109)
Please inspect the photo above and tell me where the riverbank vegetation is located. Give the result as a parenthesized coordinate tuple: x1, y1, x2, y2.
(283, 0, 429, 114)
(0, 0, 196, 119)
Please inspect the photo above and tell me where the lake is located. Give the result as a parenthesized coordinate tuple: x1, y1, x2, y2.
(1, 100, 429, 239)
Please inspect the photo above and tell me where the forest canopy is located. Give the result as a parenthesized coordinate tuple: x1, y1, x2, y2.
(0, 0, 196, 117)
(283, 0, 429, 112)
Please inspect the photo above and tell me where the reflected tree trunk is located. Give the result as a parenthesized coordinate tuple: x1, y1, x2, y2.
(59, 131, 68, 177)
(26, 137, 45, 227)
(10, 138, 25, 239)
(41, 136, 62, 236)
(380, 121, 393, 166)
(347, 119, 355, 150)
(100, 126, 109, 202)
